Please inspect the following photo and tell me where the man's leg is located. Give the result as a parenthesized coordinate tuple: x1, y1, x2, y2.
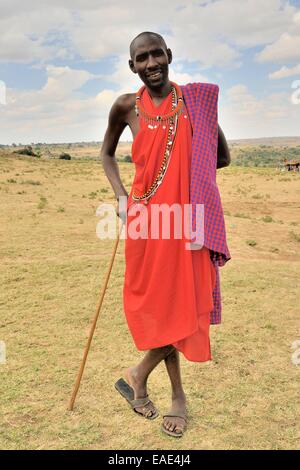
(163, 349, 187, 434)
(125, 345, 175, 416)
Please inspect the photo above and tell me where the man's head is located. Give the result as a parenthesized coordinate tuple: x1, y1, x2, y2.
(129, 32, 172, 90)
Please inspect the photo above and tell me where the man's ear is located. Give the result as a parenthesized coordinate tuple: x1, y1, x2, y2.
(167, 48, 172, 65)
(129, 59, 137, 74)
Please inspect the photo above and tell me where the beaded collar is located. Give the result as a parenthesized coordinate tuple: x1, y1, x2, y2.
(135, 81, 184, 127)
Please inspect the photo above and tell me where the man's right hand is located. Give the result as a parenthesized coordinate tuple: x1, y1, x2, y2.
(115, 194, 128, 224)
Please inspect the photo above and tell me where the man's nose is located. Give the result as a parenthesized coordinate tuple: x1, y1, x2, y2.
(146, 54, 158, 69)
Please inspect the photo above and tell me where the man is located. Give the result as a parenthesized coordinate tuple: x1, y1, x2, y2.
(101, 31, 231, 438)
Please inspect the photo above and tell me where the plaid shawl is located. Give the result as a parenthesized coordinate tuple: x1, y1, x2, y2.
(181, 82, 231, 324)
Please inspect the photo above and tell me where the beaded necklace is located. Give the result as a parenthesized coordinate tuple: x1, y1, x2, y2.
(132, 82, 183, 204)
(135, 81, 184, 126)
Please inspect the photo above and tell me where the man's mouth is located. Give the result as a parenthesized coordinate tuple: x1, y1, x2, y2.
(147, 71, 162, 80)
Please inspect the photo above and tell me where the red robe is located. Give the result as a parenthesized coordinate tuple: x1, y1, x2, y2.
(123, 87, 216, 362)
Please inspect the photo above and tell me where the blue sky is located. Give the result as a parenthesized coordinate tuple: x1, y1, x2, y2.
(0, 0, 300, 144)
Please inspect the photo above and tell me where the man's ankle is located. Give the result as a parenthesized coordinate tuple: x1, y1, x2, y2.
(172, 391, 186, 402)
(132, 364, 148, 385)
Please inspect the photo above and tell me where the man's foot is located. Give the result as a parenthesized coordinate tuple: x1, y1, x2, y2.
(123, 367, 159, 419)
(162, 395, 187, 437)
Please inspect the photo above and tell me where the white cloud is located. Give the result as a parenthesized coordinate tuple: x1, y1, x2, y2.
(225, 84, 263, 117)
(42, 65, 99, 98)
(269, 64, 300, 79)
(169, 0, 296, 50)
(219, 84, 300, 139)
(0, 6, 74, 63)
(256, 33, 300, 63)
(3, 72, 300, 145)
(0, 65, 108, 142)
(0, 0, 297, 67)
(80, 0, 296, 70)
(294, 11, 300, 26)
(0, 58, 211, 144)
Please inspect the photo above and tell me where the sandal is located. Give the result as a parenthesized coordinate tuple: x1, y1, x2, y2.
(161, 412, 187, 437)
(115, 378, 159, 420)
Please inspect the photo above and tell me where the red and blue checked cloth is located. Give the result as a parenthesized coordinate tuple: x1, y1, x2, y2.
(181, 82, 231, 324)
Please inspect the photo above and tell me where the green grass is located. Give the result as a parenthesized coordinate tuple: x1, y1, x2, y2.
(0, 155, 299, 450)
(289, 231, 300, 243)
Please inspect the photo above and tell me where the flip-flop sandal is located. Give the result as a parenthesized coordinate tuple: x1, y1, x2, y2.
(161, 412, 187, 438)
(114, 378, 159, 420)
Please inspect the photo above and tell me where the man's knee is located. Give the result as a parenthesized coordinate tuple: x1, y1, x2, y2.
(164, 344, 176, 357)
(150, 344, 175, 357)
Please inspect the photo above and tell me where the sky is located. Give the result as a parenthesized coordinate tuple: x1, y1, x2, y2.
(0, 0, 300, 144)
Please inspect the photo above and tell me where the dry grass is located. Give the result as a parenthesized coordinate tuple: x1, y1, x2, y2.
(0, 152, 299, 450)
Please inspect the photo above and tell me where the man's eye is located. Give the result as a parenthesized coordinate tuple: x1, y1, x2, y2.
(136, 55, 147, 62)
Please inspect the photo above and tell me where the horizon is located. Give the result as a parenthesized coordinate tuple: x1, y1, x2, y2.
(2, 135, 300, 147)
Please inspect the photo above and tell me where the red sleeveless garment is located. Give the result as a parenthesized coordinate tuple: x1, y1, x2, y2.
(123, 87, 216, 362)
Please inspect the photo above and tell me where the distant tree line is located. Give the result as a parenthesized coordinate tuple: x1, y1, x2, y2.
(230, 145, 300, 167)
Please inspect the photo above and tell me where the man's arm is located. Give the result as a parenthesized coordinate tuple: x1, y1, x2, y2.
(100, 95, 130, 201)
(217, 125, 231, 169)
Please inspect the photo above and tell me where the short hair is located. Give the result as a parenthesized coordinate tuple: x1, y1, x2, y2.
(130, 31, 167, 59)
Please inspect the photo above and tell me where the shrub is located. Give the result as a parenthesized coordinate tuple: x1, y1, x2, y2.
(289, 231, 300, 242)
(233, 213, 251, 219)
(13, 146, 37, 157)
(59, 153, 71, 160)
(21, 180, 41, 185)
(38, 196, 47, 210)
(123, 155, 132, 163)
(262, 215, 274, 223)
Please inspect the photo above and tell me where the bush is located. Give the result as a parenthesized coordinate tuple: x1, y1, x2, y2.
(38, 196, 47, 210)
(13, 146, 37, 157)
(59, 153, 71, 160)
(262, 215, 274, 223)
(123, 155, 132, 163)
(289, 231, 300, 243)
(21, 180, 41, 185)
(246, 240, 257, 247)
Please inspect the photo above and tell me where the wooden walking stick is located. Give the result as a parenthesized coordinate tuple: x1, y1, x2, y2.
(68, 219, 124, 411)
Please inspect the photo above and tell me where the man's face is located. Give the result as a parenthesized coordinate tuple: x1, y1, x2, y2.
(129, 35, 172, 89)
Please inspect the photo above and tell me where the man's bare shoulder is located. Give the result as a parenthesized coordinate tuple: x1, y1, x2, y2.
(113, 93, 136, 115)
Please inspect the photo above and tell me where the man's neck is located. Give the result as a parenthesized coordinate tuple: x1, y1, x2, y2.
(146, 80, 172, 99)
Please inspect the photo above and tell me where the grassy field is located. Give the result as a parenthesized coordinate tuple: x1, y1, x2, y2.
(0, 151, 299, 450)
